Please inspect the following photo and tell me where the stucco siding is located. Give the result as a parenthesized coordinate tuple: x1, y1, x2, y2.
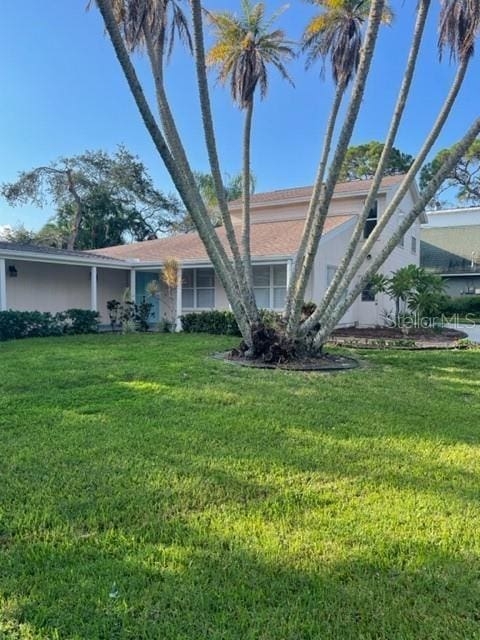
(312, 220, 356, 326)
(97, 268, 130, 323)
(5, 259, 128, 324)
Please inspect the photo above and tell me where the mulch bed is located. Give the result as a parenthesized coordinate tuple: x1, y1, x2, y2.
(329, 326, 468, 349)
(215, 351, 360, 371)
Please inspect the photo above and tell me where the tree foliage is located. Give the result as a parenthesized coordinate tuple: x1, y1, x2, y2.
(1, 147, 182, 250)
(420, 139, 480, 205)
(302, 0, 393, 85)
(372, 265, 446, 322)
(90, 0, 480, 359)
(339, 141, 414, 181)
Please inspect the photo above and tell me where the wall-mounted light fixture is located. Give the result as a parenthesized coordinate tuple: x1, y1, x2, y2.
(8, 266, 18, 278)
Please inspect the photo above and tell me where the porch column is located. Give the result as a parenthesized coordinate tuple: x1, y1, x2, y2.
(90, 266, 98, 312)
(130, 269, 136, 302)
(175, 265, 183, 332)
(0, 258, 6, 311)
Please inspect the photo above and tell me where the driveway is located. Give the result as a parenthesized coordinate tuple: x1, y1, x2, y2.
(447, 323, 480, 343)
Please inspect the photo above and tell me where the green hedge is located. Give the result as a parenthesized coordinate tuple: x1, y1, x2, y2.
(440, 296, 480, 316)
(180, 309, 284, 336)
(0, 309, 99, 342)
(181, 310, 241, 336)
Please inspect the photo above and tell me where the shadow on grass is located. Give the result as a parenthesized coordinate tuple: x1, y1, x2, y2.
(2, 522, 480, 640)
(1, 335, 480, 638)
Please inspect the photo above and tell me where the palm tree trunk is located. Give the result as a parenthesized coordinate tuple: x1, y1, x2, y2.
(95, 0, 253, 344)
(142, 27, 252, 309)
(312, 116, 480, 348)
(316, 54, 470, 327)
(283, 79, 345, 319)
(285, 0, 386, 336)
(190, 0, 258, 322)
(242, 98, 254, 291)
(306, 0, 431, 329)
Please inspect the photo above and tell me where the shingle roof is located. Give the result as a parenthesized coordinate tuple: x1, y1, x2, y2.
(94, 215, 353, 262)
(420, 241, 472, 272)
(421, 225, 480, 260)
(0, 241, 126, 262)
(228, 175, 406, 209)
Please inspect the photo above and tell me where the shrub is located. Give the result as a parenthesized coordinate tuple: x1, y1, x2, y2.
(107, 298, 154, 333)
(136, 301, 154, 332)
(181, 310, 241, 336)
(0, 311, 63, 341)
(158, 317, 174, 333)
(440, 295, 480, 316)
(107, 299, 121, 332)
(180, 309, 286, 336)
(59, 309, 100, 334)
(0, 308, 99, 342)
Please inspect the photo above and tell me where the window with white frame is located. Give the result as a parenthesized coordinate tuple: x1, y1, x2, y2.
(411, 235, 417, 254)
(363, 201, 378, 239)
(182, 268, 215, 309)
(253, 264, 287, 309)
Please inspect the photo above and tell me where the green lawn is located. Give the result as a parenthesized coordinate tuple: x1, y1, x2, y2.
(1, 334, 480, 640)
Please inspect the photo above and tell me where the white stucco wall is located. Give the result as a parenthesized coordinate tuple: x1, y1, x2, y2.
(352, 187, 421, 326)
(4, 259, 128, 324)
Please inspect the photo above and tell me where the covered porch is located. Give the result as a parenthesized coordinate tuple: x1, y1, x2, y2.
(0, 245, 132, 325)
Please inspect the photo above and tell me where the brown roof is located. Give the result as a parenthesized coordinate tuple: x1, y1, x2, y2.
(228, 175, 406, 209)
(94, 215, 353, 262)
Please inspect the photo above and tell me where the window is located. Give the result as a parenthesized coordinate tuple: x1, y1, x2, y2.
(182, 268, 215, 309)
(361, 281, 376, 302)
(363, 201, 378, 239)
(398, 234, 405, 248)
(411, 236, 417, 254)
(326, 265, 337, 287)
(253, 264, 287, 309)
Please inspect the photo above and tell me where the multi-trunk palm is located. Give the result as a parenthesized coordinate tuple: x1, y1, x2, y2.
(93, 0, 480, 359)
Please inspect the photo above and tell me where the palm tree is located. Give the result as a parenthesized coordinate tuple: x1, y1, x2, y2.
(284, 0, 391, 328)
(308, 0, 480, 337)
(310, 0, 430, 326)
(194, 171, 256, 225)
(302, 0, 392, 85)
(207, 1, 294, 289)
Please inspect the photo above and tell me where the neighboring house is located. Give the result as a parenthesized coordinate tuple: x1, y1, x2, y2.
(421, 207, 480, 296)
(0, 175, 423, 328)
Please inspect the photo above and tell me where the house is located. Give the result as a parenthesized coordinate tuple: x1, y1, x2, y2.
(421, 207, 480, 296)
(0, 175, 423, 328)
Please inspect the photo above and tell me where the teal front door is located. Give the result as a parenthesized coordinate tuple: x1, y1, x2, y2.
(135, 272, 160, 324)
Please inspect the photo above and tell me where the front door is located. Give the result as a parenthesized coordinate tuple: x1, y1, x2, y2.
(135, 271, 160, 324)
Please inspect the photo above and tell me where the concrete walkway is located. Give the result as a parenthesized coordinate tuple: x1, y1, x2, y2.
(447, 323, 480, 343)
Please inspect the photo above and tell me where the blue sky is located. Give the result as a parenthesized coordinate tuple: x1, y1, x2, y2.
(0, 0, 479, 231)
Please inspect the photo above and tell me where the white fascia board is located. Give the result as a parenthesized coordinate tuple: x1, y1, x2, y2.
(0, 248, 130, 269)
(178, 255, 294, 268)
(228, 188, 392, 212)
(441, 272, 480, 277)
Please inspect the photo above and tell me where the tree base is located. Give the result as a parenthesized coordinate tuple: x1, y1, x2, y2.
(231, 323, 298, 364)
(223, 350, 359, 371)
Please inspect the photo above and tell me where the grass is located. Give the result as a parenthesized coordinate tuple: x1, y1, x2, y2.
(1, 333, 480, 639)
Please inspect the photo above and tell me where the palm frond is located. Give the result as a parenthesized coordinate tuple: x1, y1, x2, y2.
(207, 1, 294, 108)
(438, 0, 480, 62)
